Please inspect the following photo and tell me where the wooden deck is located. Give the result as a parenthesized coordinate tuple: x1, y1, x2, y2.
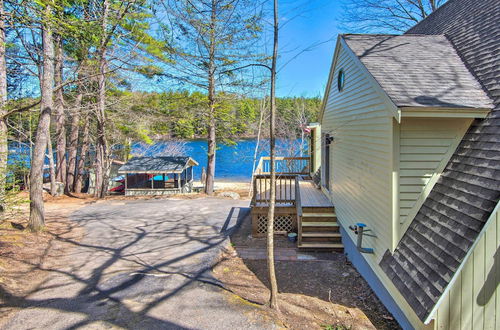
(250, 157, 342, 251)
(252, 177, 331, 208)
(299, 179, 333, 208)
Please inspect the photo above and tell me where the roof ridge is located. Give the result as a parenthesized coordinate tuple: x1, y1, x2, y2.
(342, 33, 445, 38)
(341, 33, 399, 36)
(441, 33, 496, 105)
(405, 0, 458, 34)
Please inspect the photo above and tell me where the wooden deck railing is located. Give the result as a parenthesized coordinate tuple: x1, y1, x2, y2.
(251, 174, 297, 206)
(254, 156, 310, 175)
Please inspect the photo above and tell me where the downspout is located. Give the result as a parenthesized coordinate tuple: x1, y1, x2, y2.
(392, 118, 401, 251)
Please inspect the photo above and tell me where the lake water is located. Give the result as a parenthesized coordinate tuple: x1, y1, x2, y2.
(9, 138, 307, 182)
(134, 139, 308, 182)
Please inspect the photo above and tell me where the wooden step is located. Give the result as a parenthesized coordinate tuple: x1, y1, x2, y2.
(302, 207, 335, 213)
(302, 222, 339, 227)
(298, 242, 343, 250)
(301, 232, 341, 238)
(302, 212, 336, 218)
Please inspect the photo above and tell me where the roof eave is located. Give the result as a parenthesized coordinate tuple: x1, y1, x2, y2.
(188, 157, 199, 166)
(319, 36, 343, 123)
(118, 169, 184, 174)
(340, 36, 401, 122)
(400, 106, 491, 118)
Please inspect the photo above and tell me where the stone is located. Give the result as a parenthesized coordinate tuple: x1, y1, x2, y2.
(218, 191, 240, 199)
(43, 182, 65, 196)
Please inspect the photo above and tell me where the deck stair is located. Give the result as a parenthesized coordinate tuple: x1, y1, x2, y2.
(295, 179, 343, 252)
(298, 207, 343, 252)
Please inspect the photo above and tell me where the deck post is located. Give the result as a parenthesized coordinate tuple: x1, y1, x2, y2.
(252, 176, 257, 204)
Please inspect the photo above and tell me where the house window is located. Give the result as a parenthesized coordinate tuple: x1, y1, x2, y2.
(337, 69, 345, 92)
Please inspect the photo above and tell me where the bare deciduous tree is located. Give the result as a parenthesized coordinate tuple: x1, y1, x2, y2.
(131, 140, 187, 158)
(267, 0, 279, 311)
(341, 0, 447, 32)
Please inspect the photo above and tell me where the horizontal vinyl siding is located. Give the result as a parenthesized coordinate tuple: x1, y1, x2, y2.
(322, 43, 393, 264)
(322, 41, 437, 329)
(434, 204, 500, 330)
(399, 118, 473, 225)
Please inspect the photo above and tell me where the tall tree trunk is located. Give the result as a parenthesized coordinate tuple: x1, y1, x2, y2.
(29, 3, 55, 231)
(74, 116, 89, 193)
(205, 89, 216, 195)
(54, 34, 66, 186)
(66, 91, 82, 193)
(95, 0, 109, 198)
(204, 0, 217, 195)
(267, 0, 279, 311)
(0, 0, 7, 213)
(47, 131, 56, 196)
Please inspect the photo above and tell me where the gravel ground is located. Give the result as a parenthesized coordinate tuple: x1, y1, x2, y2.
(1, 197, 278, 330)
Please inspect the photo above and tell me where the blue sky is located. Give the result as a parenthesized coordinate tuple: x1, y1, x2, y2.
(275, 0, 343, 97)
(129, 1, 346, 99)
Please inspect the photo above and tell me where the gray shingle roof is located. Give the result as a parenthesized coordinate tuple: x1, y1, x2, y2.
(118, 156, 197, 174)
(380, 0, 500, 322)
(342, 34, 493, 109)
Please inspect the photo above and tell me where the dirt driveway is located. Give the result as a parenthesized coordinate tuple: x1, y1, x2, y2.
(1, 197, 277, 329)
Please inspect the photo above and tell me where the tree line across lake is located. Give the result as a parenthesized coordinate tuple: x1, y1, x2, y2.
(8, 91, 320, 185)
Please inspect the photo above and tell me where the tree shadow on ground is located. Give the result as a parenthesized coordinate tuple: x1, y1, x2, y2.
(0, 199, 263, 329)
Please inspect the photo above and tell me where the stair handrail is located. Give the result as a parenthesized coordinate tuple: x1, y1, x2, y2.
(295, 175, 302, 245)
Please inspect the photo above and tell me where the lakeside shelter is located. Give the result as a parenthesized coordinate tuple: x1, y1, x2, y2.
(118, 156, 198, 196)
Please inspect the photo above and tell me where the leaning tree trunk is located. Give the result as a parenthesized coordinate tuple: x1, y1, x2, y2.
(204, 1, 217, 195)
(266, 0, 279, 311)
(66, 91, 82, 193)
(74, 116, 89, 193)
(0, 0, 7, 213)
(29, 4, 55, 231)
(54, 34, 66, 186)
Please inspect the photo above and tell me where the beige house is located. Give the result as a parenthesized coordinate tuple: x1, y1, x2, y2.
(317, 0, 499, 328)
